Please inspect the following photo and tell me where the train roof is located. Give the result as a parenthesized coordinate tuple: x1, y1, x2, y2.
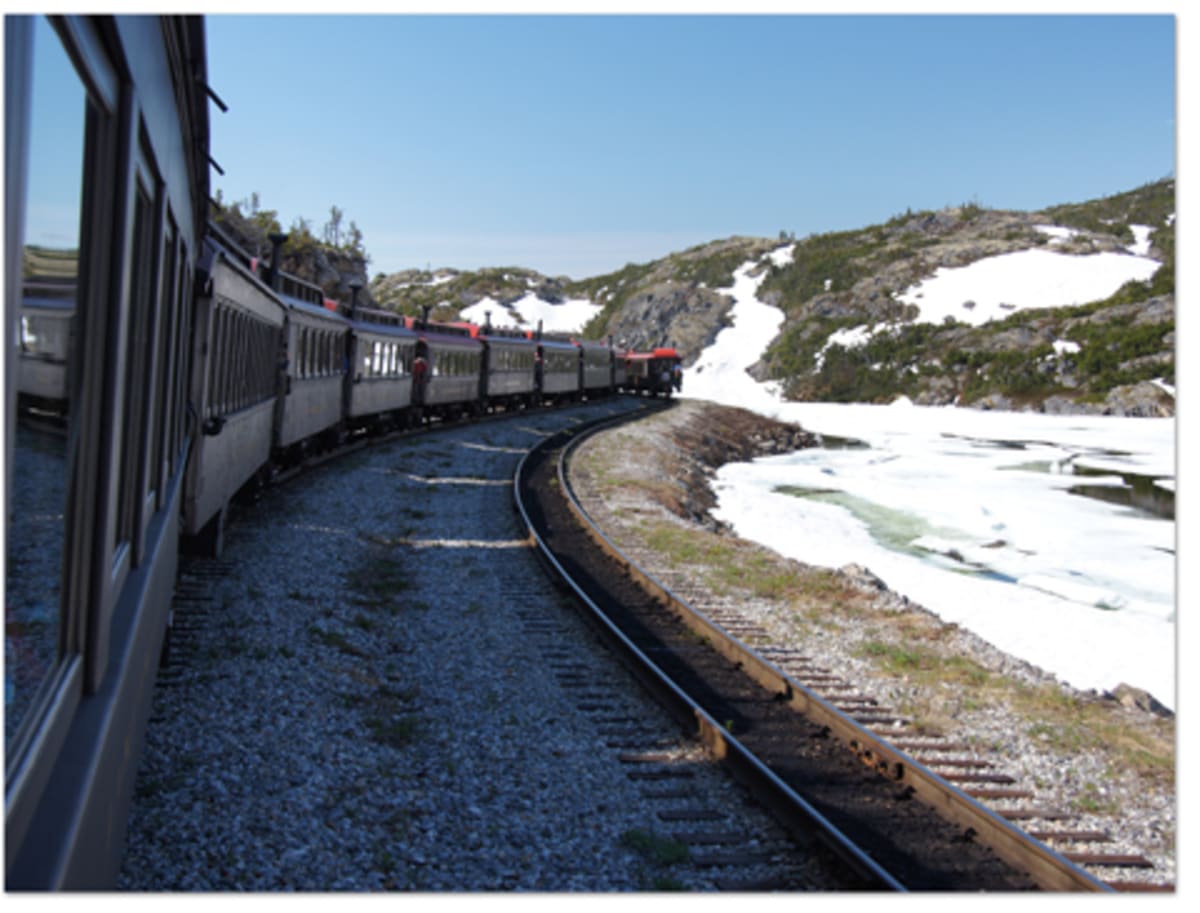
(624, 347, 680, 361)
(351, 318, 419, 340)
(405, 318, 484, 349)
(281, 291, 350, 325)
(537, 337, 579, 352)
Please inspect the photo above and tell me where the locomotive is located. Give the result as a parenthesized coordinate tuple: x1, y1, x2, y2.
(4, 14, 680, 889)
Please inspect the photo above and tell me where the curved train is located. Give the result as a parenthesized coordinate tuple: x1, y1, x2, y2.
(182, 224, 678, 553)
(4, 14, 680, 889)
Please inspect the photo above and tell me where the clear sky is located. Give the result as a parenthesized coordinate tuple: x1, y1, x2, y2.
(202, 5, 1180, 279)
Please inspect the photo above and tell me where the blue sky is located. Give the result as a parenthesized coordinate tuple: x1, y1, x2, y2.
(204, 10, 1178, 279)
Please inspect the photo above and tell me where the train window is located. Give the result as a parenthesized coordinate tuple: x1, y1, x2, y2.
(215, 305, 228, 414)
(205, 305, 219, 418)
(115, 161, 156, 559)
(5, 17, 86, 746)
(150, 217, 177, 505)
(234, 312, 246, 410)
(169, 243, 191, 473)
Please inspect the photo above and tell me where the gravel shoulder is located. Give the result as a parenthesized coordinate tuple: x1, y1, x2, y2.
(569, 398, 1176, 886)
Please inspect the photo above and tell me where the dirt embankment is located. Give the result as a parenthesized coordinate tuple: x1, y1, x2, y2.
(634, 400, 817, 527)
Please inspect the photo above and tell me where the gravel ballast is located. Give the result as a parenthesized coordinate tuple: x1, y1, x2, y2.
(118, 400, 840, 891)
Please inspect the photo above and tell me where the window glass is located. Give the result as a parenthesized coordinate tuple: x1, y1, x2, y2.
(116, 176, 154, 552)
(151, 220, 176, 502)
(5, 17, 86, 746)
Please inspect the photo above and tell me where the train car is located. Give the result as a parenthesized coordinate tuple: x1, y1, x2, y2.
(182, 234, 286, 555)
(407, 318, 485, 418)
(537, 336, 582, 401)
(5, 14, 211, 888)
(347, 307, 418, 432)
(276, 278, 349, 460)
(476, 325, 538, 410)
(613, 350, 628, 389)
(576, 338, 615, 396)
(623, 347, 682, 397)
(16, 278, 75, 416)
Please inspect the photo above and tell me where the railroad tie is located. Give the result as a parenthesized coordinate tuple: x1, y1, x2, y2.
(656, 809, 726, 822)
(714, 875, 797, 892)
(995, 807, 1069, 820)
(964, 787, 1035, 800)
(627, 769, 696, 781)
(1105, 881, 1176, 892)
(1029, 830, 1111, 842)
(926, 758, 996, 769)
(670, 831, 750, 845)
(939, 771, 1017, 784)
(829, 696, 879, 709)
(641, 788, 696, 800)
(890, 740, 973, 752)
(691, 850, 777, 868)
(1064, 853, 1155, 869)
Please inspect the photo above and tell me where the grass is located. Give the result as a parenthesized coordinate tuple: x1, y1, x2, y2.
(642, 519, 856, 609)
(1017, 684, 1174, 786)
(620, 829, 690, 866)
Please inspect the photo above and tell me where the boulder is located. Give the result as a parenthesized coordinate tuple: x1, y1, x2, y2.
(1107, 683, 1173, 719)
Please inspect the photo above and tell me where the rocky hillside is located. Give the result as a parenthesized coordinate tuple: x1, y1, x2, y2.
(367, 236, 780, 351)
(578, 179, 1175, 416)
(243, 178, 1175, 417)
(753, 181, 1175, 415)
(210, 196, 374, 308)
(371, 267, 572, 324)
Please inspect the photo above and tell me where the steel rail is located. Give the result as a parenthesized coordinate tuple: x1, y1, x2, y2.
(514, 413, 903, 890)
(515, 408, 1114, 892)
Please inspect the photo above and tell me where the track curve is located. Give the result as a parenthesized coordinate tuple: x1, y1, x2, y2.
(514, 408, 1115, 892)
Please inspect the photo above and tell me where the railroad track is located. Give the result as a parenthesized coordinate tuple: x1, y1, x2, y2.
(133, 397, 864, 890)
(514, 410, 1145, 892)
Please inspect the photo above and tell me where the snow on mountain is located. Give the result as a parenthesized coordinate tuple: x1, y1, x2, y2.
(459, 293, 601, 335)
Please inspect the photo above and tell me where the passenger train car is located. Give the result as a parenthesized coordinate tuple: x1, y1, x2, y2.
(6, 14, 211, 889)
(623, 346, 683, 397)
(5, 14, 679, 890)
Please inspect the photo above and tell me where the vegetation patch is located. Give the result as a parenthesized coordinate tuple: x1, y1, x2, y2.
(345, 552, 412, 612)
(621, 828, 690, 866)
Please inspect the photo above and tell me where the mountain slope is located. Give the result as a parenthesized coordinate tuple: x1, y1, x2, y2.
(367, 178, 1174, 416)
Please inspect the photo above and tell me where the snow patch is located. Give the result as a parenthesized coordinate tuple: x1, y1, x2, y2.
(896, 248, 1159, 326)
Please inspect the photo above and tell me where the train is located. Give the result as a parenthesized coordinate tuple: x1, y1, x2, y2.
(181, 223, 680, 555)
(4, 14, 680, 889)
